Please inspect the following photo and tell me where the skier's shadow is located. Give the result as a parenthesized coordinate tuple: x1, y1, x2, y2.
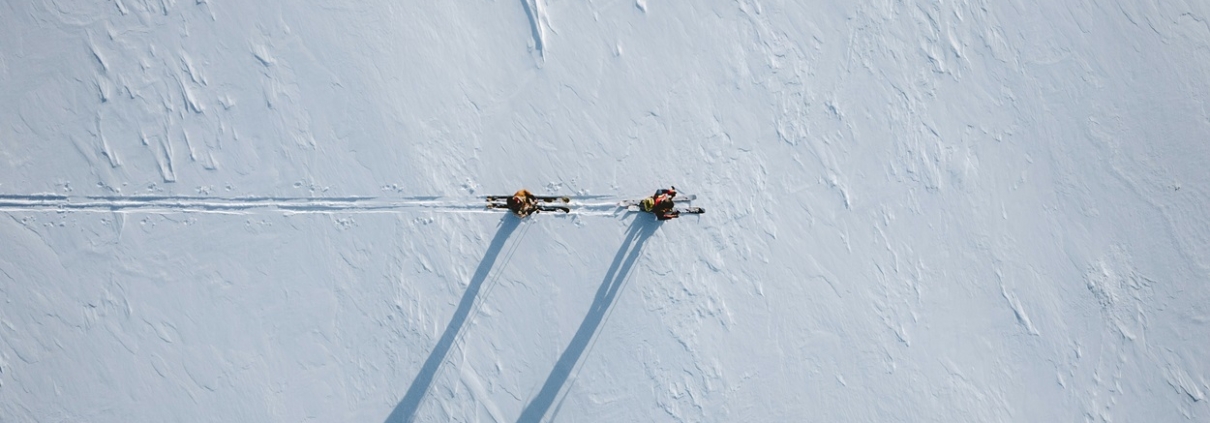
(385, 216, 522, 423)
(515, 216, 661, 423)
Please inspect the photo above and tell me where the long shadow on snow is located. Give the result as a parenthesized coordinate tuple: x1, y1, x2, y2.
(385, 216, 522, 423)
(515, 216, 661, 423)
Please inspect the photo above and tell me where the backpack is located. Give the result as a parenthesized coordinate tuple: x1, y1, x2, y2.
(640, 197, 655, 212)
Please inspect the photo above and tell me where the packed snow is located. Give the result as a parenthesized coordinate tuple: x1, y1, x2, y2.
(2, 0, 1208, 421)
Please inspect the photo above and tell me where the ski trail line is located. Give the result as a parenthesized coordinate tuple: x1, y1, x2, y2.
(0, 194, 633, 216)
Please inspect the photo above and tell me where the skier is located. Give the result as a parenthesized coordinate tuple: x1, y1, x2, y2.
(507, 189, 539, 217)
(640, 186, 680, 220)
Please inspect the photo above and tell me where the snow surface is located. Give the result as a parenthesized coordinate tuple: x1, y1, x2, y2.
(3, 0, 1209, 421)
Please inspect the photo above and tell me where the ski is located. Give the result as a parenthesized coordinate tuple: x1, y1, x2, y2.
(486, 203, 570, 213)
(624, 205, 704, 214)
(485, 195, 570, 203)
(537, 204, 571, 213)
(618, 194, 696, 208)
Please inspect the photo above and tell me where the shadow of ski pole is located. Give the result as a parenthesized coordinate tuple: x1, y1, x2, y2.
(515, 216, 661, 423)
(384, 216, 522, 423)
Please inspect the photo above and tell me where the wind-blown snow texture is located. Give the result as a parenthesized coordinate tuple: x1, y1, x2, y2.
(3, 1, 1209, 421)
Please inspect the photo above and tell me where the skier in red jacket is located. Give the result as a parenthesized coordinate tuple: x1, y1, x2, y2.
(640, 187, 679, 220)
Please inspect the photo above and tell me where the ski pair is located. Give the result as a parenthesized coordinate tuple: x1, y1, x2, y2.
(485, 195, 570, 214)
(617, 194, 697, 208)
(623, 205, 706, 215)
(485, 202, 570, 213)
(484, 195, 569, 203)
(618, 194, 704, 215)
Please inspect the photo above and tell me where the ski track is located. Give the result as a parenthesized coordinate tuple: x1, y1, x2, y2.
(0, 194, 647, 216)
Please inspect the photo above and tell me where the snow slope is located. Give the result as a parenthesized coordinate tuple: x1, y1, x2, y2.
(2, 0, 1209, 421)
